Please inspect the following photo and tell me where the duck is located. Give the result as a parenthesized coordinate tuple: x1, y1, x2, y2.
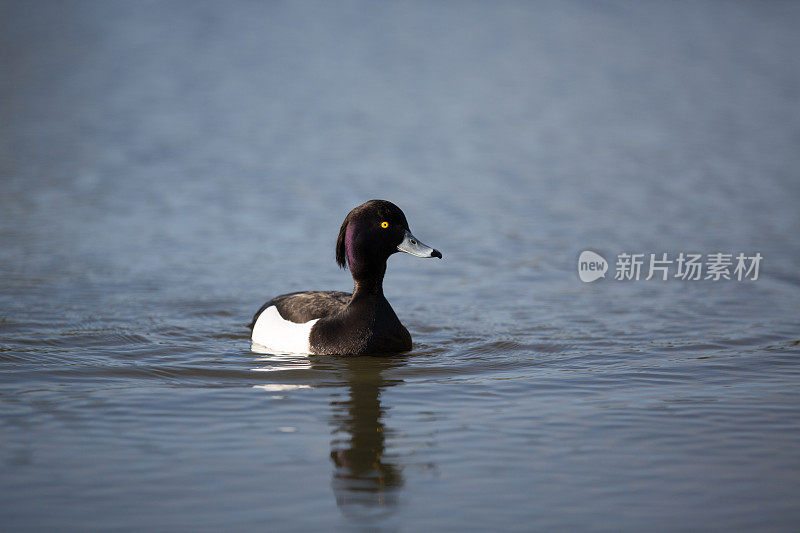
(250, 200, 442, 355)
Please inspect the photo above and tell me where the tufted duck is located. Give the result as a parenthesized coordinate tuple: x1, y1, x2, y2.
(250, 200, 442, 355)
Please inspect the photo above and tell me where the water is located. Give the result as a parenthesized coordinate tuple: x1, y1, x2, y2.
(2, 1, 800, 530)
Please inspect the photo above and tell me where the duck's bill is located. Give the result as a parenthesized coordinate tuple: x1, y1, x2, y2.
(397, 229, 442, 259)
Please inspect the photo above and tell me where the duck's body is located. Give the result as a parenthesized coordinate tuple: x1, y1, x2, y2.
(251, 288, 411, 355)
(250, 200, 441, 355)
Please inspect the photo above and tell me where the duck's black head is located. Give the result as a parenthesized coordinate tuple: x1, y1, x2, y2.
(336, 200, 442, 279)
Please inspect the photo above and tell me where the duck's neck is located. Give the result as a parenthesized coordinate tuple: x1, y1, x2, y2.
(350, 263, 386, 300)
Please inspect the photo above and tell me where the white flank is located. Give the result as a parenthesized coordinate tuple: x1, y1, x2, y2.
(251, 306, 318, 355)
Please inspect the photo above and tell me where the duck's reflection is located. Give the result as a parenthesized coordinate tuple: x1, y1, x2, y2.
(314, 356, 406, 520)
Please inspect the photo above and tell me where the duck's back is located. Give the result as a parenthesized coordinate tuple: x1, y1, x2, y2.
(250, 290, 351, 327)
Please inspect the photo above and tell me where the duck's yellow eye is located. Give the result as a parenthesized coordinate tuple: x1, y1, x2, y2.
(380, 221, 389, 229)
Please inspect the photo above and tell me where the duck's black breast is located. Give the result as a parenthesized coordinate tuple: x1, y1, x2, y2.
(249, 290, 351, 328)
(309, 297, 412, 355)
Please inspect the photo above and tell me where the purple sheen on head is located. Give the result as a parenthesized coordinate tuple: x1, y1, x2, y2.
(345, 223, 357, 268)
